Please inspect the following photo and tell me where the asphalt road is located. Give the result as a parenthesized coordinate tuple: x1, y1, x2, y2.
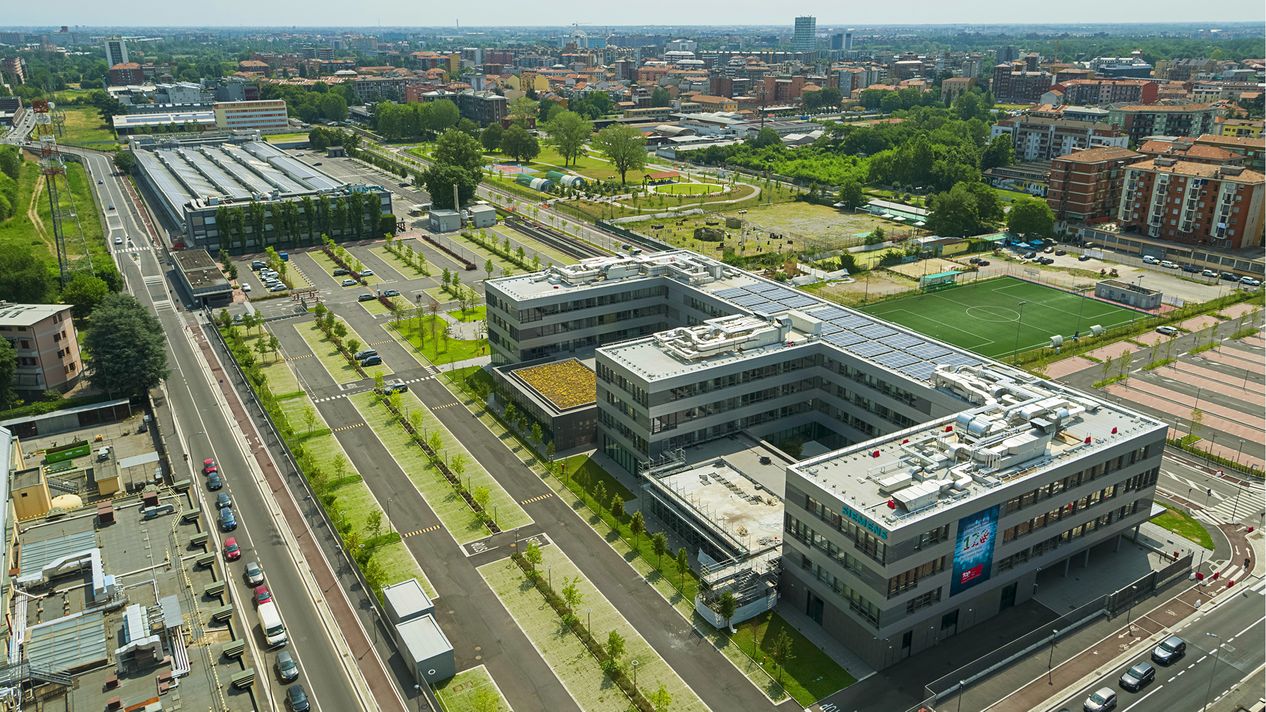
(1051, 583, 1265, 712)
(73, 149, 367, 712)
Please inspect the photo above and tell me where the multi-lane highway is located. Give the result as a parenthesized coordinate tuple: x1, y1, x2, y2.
(66, 146, 378, 712)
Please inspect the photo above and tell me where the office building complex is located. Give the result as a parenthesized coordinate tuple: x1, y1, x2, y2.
(129, 133, 392, 253)
(1046, 146, 1142, 222)
(486, 251, 1163, 668)
(103, 37, 128, 67)
(212, 99, 289, 131)
(793, 16, 816, 53)
(0, 303, 82, 394)
(1117, 158, 1264, 249)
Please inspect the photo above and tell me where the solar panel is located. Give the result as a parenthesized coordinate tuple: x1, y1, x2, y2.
(908, 342, 952, 360)
(874, 351, 920, 369)
(729, 293, 768, 307)
(850, 340, 893, 358)
(810, 306, 850, 321)
(715, 287, 748, 299)
(782, 295, 818, 309)
(899, 362, 938, 381)
(941, 353, 981, 367)
(857, 323, 898, 339)
(819, 324, 845, 336)
(831, 315, 873, 329)
(881, 333, 924, 350)
(754, 284, 794, 297)
(826, 331, 866, 347)
(748, 301, 778, 315)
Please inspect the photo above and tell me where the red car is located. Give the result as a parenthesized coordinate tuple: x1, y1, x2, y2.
(202, 458, 218, 475)
(254, 585, 272, 606)
(222, 537, 241, 561)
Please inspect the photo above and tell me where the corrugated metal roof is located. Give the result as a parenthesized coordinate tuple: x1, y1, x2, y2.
(26, 610, 108, 673)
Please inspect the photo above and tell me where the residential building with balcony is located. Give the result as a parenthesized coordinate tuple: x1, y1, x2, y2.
(1195, 133, 1265, 172)
(990, 115, 1128, 162)
(1117, 158, 1264, 249)
(1042, 79, 1158, 106)
(0, 303, 83, 394)
(991, 63, 1052, 104)
(1106, 103, 1220, 143)
(1046, 146, 1142, 222)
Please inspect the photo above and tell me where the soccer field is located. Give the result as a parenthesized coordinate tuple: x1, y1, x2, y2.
(859, 277, 1145, 359)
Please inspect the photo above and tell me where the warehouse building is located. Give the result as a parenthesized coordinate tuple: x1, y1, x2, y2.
(486, 251, 1163, 668)
(129, 133, 392, 253)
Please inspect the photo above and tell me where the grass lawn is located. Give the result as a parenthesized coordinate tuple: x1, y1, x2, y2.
(310, 249, 383, 286)
(0, 159, 108, 276)
(371, 245, 433, 277)
(295, 321, 391, 384)
(434, 666, 511, 712)
(488, 224, 576, 267)
(50, 106, 119, 151)
(860, 277, 1145, 359)
(359, 297, 405, 317)
(452, 231, 523, 276)
(990, 186, 1037, 205)
(646, 200, 891, 257)
(450, 306, 486, 323)
(479, 557, 632, 712)
(487, 145, 650, 184)
(653, 182, 724, 196)
(730, 612, 858, 705)
(263, 132, 310, 144)
(1151, 505, 1214, 549)
(393, 316, 489, 365)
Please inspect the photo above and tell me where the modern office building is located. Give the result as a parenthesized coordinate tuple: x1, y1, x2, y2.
(129, 133, 392, 253)
(486, 251, 1163, 667)
(212, 99, 289, 131)
(103, 37, 128, 67)
(1117, 158, 1264, 249)
(1047, 146, 1142, 222)
(0, 302, 82, 394)
(792, 16, 817, 53)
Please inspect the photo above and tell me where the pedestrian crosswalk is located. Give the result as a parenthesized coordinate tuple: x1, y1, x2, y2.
(1192, 490, 1259, 526)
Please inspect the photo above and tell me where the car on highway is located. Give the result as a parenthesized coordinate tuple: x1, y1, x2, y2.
(244, 561, 265, 587)
(1155, 326, 1179, 336)
(1118, 661, 1155, 692)
(242, 283, 252, 293)
(357, 293, 375, 302)
(202, 457, 219, 473)
(286, 684, 311, 711)
(1151, 635, 1186, 665)
(378, 379, 407, 394)
(341, 278, 357, 287)
(223, 537, 241, 561)
(1083, 687, 1117, 712)
(107, 204, 114, 210)
(97, 179, 103, 184)
(275, 650, 300, 683)
(216, 492, 232, 509)
(219, 507, 237, 532)
(206, 472, 224, 490)
(254, 585, 273, 606)
(113, 236, 123, 245)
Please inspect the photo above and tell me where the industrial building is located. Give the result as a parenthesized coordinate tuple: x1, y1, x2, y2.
(171, 249, 233, 307)
(485, 251, 1163, 668)
(129, 133, 393, 252)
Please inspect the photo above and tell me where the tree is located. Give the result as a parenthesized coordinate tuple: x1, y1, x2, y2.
(111, 150, 136, 175)
(630, 510, 646, 549)
(714, 591, 738, 633)
(0, 250, 53, 304)
(650, 684, 672, 712)
(500, 124, 540, 164)
(1190, 407, 1203, 439)
(480, 123, 504, 153)
(544, 111, 593, 167)
(980, 134, 1014, 171)
(605, 630, 626, 669)
(1008, 198, 1055, 239)
(561, 576, 583, 619)
(484, 258, 494, 281)
(83, 294, 168, 397)
(434, 128, 486, 176)
(676, 547, 689, 590)
(593, 125, 647, 184)
(473, 485, 491, 514)
(366, 510, 383, 537)
(0, 336, 14, 409)
(649, 86, 672, 107)
(423, 163, 481, 210)
(61, 272, 111, 319)
(508, 96, 539, 126)
(837, 178, 866, 210)
(523, 540, 543, 576)
(303, 406, 318, 434)
(770, 629, 796, 684)
(651, 531, 668, 566)
(748, 127, 781, 148)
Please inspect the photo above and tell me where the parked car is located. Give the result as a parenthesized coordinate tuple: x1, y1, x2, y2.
(1023, 251, 1037, 259)
(223, 537, 241, 561)
(206, 472, 224, 490)
(1118, 661, 1155, 692)
(1078, 254, 1092, 262)
(1220, 271, 1239, 282)
(1055, 249, 1067, 256)
(1043, 246, 1054, 253)
(1181, 264, 1200, 273)
(383, 289, 400, 298)
(1155, 326, 1179, 336)
(286, 684, 310, 711)
(1239, 276, 1262, 287)
(251, 260, 266, 270)
(359, 268, 375, 276)
(354, 349, 378, 361)
(341, 278, 357, 287)
(219, 507, 237, 532)
(244, 561, 265, 587)
(969, 256, 982, 265)
(1142, 255, 1159, 265)
(398, 181, 410, 188)
(1160, 260, 1179, 269)
(254, 585, 272, 606)
(242, 284, 252, 293)
(332, 267, 350, 276)
(1083, 687, 1117, 712)
(378, 379, 407, 394)
(269, 284, 287, 293)
(359, 355, 382, 367)
(216, 492, 232, 509)
(977, 260, 990, 267)
(357, 293, 375, 302)
(202, 458, 218, 474)
(1151, 636, 1186, 665)
(1201, 269, 1218, 278)
(275, 650, 300, 683)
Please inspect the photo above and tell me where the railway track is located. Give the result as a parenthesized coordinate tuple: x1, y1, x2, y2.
(503, 214, 607, 260)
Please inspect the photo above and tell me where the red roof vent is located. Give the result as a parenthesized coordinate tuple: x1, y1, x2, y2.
(871, 450, 881, 458)
(1111, 427, 1118, 434)
(1084, 436, 1093, 444)
(945, 425, 954, 432)
(887, 499, 897, 509)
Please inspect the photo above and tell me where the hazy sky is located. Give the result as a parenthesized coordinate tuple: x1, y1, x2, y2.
(6, 0, 1264, 28)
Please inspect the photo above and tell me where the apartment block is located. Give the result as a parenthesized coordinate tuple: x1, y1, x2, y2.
(1047, 146, 1141, 222)
(1106, 103, 1219, 143)
(1044, 79, 1158, 106)
(0, 303, 83, 393)
(1117, 158, 1265, 249)
(485, 251, 1163, 670)
(212, 99, 288, 131)
(990, 115, 1128, 162)
(1195, 133, 1265, 171)
(991, 63, 1052, 104)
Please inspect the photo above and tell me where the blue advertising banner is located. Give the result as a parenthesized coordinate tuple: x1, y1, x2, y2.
(950, 505, 999, 596)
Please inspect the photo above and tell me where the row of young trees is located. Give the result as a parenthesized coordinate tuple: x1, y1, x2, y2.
(214, 191, 387, 251)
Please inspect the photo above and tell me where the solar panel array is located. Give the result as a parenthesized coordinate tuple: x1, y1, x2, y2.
(712, 281, 982, 382)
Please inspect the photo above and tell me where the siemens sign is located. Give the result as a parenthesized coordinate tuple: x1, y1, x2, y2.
(840, 503, 887, 540)
(950, 505, 999, 596)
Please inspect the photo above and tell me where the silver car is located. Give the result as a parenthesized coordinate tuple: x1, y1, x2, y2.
(1084, 687, 1117, 712)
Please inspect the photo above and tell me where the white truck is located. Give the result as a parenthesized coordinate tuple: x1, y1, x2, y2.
(257, 600, 288, 648)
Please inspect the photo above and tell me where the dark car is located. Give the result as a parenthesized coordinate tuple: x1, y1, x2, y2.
(977, 259, 990, 267)
(354, 349, 378, 361)
(1181, 264, 1200, 273)
(1119, 661, 1155, 692)
(1023, 251, 1037, 259)
(1151, 636, 1186, 665)
(219, 507, 237, 532)
(1220, 271, 1239, 282)
(332, 267, 350, 276)
(286, 684, 310, 711)
(1078, 254, 1092, 261)
(377, 379, 407, 394)
(216, 492, 233, 509)
(1055, 249, 1067, 256)
(206, 472, 224, 491)
(357, 293, 376, 302)
(359, 355, 382, 367)
(275, 650, 300, 683)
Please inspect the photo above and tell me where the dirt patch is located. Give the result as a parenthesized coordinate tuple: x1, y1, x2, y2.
(1043, 356, 1097, 379)
(1179, 314, 1221, 332)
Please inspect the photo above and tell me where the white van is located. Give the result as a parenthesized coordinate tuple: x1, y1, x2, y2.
(258, 600, 288, 648)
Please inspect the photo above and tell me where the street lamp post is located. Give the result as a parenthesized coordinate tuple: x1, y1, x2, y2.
(1203, 632, 1222, 711)
(957, 680, 967, 712)
(1124, 585, 1138, 635)
(1013, 301, 1028, 365)
(1047, 628, 1059, 685)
